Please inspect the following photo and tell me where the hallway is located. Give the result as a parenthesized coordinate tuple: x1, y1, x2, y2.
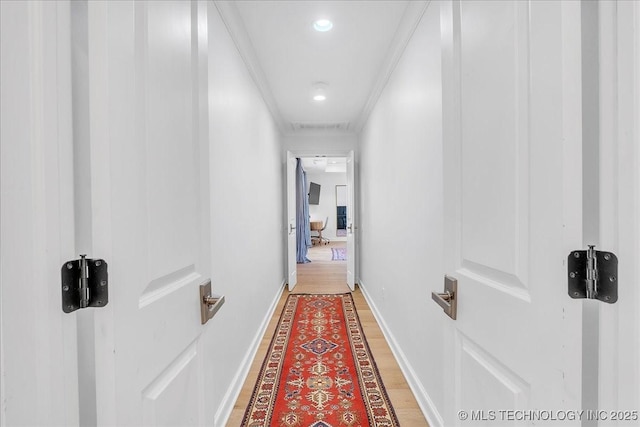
(1, 1, 639, 426)
(227, 242, 428, 425)
(296, 242, 350, 294)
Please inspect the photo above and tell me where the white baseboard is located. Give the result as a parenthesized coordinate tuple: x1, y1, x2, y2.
(358, 280, 444, 427)
(214, 279, 286, 426)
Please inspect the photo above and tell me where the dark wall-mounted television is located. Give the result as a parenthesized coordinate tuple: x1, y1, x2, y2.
(308, 182, 321, 205)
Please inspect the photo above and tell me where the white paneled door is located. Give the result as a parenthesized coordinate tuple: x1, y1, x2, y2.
(80, 1, 215, 425)
(441, 1, 583, 424)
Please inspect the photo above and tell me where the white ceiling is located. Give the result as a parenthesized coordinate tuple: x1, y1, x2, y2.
(301, 156, 347, 174)
(216, 1, 428, 135)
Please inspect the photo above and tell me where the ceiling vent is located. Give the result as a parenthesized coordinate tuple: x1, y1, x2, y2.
(290, 122, 351, 132)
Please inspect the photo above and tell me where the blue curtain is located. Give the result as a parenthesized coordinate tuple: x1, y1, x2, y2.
(296, 158, 311, 263)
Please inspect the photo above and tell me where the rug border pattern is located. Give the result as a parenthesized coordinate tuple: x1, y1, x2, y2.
(241, 292, 400, 426)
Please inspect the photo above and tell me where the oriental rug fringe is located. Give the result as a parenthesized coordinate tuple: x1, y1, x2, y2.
(242, 293, 399, 427)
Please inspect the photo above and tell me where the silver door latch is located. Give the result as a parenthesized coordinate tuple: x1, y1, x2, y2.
(432, 275, 457, 320)
(200, 280, 225, 324)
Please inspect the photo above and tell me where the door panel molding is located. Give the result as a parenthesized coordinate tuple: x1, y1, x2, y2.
(140, 265, 201, 308)
(458, 0, 530, 289)
(141, 342, 200, 425)
(456, 333, 530, 416)
(459, 261, 530, 302)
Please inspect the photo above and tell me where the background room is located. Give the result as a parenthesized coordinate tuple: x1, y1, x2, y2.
(301, 157, 347, 243)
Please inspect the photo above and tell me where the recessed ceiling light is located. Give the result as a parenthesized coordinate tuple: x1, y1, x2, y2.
(312, 82, 328, 102)
(313, 19, 333, 32)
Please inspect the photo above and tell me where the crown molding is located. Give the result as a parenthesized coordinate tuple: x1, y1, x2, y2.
(214, 1, 288, 134)
(353, 1, 431, 133)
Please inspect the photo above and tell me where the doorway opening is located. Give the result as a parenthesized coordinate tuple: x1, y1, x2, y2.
(286, 153, 354, 292)
(300, 156, 347, 259)
(296, 156, 349, 292)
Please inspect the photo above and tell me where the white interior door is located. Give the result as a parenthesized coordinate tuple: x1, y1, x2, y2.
(441, 1, 583, 423)
(80, 2, 215, 424)
(346, 150, 356, 290)
(0, 2, 79, 425)
(286, 152, 298, 290)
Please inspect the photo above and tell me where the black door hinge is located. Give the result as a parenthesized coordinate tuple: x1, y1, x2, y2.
(61, 255, 108, 313)
(568, 245, 617, 303)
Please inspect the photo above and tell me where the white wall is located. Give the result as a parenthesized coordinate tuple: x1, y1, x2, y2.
(358, 2, 445, 425)
(205, 5, 285, 424)
(306, 171, 347, 242)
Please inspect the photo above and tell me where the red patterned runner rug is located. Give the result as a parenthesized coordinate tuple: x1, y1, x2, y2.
(242, 293, 399, 427)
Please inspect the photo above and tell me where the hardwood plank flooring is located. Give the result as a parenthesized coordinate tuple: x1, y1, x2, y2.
(226, 242, 428, 426)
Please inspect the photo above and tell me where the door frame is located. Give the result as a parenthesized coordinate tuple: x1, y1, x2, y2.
(0, 1, 79, 425)
(345, 150, 356, 291)
(286, 151, 297, 290)
(284, 148, 358, 286)
(597, 0, 640, 414)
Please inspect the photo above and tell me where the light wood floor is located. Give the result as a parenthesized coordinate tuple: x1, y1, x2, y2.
(226, 242, 429, 426)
